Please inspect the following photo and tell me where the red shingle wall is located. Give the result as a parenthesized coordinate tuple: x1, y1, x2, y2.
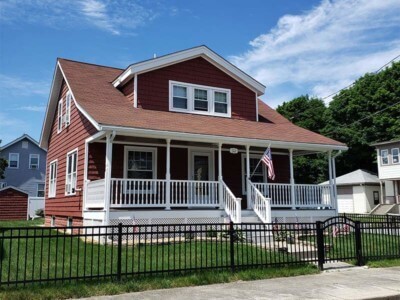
(0, 189, 28, 220)
(128, 57, 257, 121)
(45, 80, 98, 220)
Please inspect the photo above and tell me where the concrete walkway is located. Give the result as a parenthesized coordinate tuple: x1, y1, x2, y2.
(82, 266, 400, 300)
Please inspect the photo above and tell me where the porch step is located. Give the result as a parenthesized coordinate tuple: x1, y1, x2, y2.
(241, 210, 262, 223)
(370, 204, 397, 215)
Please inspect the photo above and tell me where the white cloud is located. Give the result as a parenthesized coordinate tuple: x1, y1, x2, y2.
(0, 0, 159, 35)
(230, 0, 400, 106)
(18, 106, 47, 112)
(0, 74, 50, 96)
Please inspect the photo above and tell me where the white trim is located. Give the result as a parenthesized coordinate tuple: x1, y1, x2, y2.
(65, 148, 78, 196)
(391, 148, 399, 164)
(48, 159, 58, 198)
(123, 146, 158, 180)
(381, 149, 389, 165)
(0, 134, 43, 151)
(57, 98, 63, 133)
(133, 74, 138, 108)
(255, 92, 259, 122)
(113, 46, 265, 95)
(99, 125, 348, 152)
(29, 154, 40, 169)
(65, 90, 72, 127)
(8, 153, 19, 169)
(0, 182, 6, 188)
(241, 153, 266, 195)
(169, 80, 232, 118)
(188, 148, 215, 181)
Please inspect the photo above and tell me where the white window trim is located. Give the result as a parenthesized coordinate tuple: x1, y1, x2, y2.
(57, 98, 63, 133)
(391, 148, 399, 165)
(169, 80, 231, 118)
(48, 159, 58, 198)
(241, 153, 267, 195)
(0, 182, 6, 188)
(65, 148, 78, 196)
(65, 91, 72, 127)
(123, 146, 158, 179)
(29, 154, 40, 169)
(8, 153, 19, 169)
(381, 149, 389, 165)
(37, 183, 45, 197)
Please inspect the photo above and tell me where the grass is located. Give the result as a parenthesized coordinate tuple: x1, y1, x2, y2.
(0, 264, 319, 300)
(367, 259, 400, 268)
(0, 218, 44, 228)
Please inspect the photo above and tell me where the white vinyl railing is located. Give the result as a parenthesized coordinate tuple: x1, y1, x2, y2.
(253, 183, 333, 208)
(221, 180, 241, 223)
(248, 180, 271, 223)
(170, 180, 219, 207)
(86, 179, 105, 208)
(110, 179, 167, 208)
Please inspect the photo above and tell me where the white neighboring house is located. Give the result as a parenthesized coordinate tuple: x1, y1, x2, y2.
(321, 169, 382, 214)
(371, 139, 400, 214)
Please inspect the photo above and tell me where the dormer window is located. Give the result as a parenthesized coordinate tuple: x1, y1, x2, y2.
(169, 81, 231, 117)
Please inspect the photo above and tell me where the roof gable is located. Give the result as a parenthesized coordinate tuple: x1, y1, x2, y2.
(113, 45, 266, 96)
(321, 169, 380, 185)
(1, 134, 45, 152)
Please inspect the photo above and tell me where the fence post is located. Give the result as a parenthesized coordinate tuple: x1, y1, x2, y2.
(229, 221, 235, 272)
(117, 223, 122, 281)
(355, 221, 363, 266)
(316, 221, 325, 271)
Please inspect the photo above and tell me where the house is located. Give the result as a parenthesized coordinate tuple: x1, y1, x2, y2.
(371, 139, 400, 214)
(39, 45, 347, 228)
(0, 134, 47, 197)
(320, 169, 382, 214)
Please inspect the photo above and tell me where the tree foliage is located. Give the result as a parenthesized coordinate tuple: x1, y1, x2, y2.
(276, 61, 400, 183)
(0, 140, 8, 179)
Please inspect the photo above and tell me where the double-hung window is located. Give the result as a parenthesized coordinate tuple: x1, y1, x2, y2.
(392, 148, 399, 164)
(49, 160, 57, 197)
(29, 154, 39, 169)
(125, 147, 157, 193)
(8, 153, 19, 168)
(65, 91, 72, 127)
(381, 150, 389, 165)
(57, 99, 63, 133)
(169, 81, 231, 117)
(65, 150, 78, 195)
(241, 155, 265, 194)
(37, 183, 45, 197)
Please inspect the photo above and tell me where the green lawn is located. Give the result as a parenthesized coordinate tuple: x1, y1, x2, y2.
(0, 218, 44, 228)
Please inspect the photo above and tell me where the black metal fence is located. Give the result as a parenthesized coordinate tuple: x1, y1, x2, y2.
(339, 213, 400, 223)
(0, 217, 399, 287)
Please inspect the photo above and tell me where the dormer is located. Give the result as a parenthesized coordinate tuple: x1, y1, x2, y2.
(114, 46, 265, 121)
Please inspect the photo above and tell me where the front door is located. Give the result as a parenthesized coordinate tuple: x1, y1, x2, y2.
(189, 150, 214, 205)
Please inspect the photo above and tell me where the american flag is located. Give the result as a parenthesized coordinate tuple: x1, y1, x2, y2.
(261, 147, 275, 180)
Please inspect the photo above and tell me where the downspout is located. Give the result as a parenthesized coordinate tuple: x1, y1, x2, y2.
(332, 150, 342, 215)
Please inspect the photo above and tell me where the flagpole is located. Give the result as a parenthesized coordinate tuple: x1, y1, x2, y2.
(250, 143, 271, 178)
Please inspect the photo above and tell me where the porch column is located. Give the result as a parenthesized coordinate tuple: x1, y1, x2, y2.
(104, 132, 115, 225)
(289, 149, 296, 210)
(328, 151, 335, 212)
(332, 154, 338, 213)
(165, 139, 171, 210)
(218, 143, 223, 209)
(246, 145, 251, 209)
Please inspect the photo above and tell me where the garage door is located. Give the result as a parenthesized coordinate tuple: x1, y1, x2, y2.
(337, 194, 354, 213)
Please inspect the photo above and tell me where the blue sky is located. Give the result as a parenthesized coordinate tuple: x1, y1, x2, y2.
(0, 0, 399, 145)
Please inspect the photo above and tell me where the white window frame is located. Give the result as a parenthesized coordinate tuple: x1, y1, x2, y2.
(241, 153, 266, 194)
(8, 153, 19, 169)
(48, 160, 58, 198)
(169, 80, 231, 117)
(0, 182, 6, 188)
(124, 146, 157, 193)
(57, 99, 63, 133)
(37, 183, 45, 197)
(392, 148, 399, 164)
(65, 148, 78, 196)
(65, 91, 72, 127)
(29, 154, 40, 169)
(381, 149, 389, 165)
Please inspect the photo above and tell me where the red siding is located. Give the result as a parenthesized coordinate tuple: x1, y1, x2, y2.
(0, 189, 28, 220)
(45, 80, 98, 219)
(135, 57, 257, 121)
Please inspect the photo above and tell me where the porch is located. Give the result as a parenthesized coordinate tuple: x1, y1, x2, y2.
(83, 132, 338, 225)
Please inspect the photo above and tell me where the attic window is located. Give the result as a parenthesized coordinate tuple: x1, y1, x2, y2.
(169, 81, 231, 117)
(57, 99, 63, 133)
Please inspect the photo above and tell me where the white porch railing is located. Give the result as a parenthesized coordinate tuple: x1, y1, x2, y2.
(248, 180, 271, 223)
(253, 183, 333, 208)
(86, 179, 105, 208)
(221, 180, 241, 223)
(170, 180, 219, 207)
(110, 179, 167, 208)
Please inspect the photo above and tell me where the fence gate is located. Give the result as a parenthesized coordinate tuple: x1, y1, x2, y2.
(316, 216, 362, 270)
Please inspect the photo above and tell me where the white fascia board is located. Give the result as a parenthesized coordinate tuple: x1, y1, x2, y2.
(99, 124, 348, 152)
(2, 134, 43, 151)
(113, 46, 266, 95)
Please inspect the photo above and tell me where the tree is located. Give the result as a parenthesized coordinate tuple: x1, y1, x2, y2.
(277, 95, 328, 183)
(0, 140, 8, 179)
